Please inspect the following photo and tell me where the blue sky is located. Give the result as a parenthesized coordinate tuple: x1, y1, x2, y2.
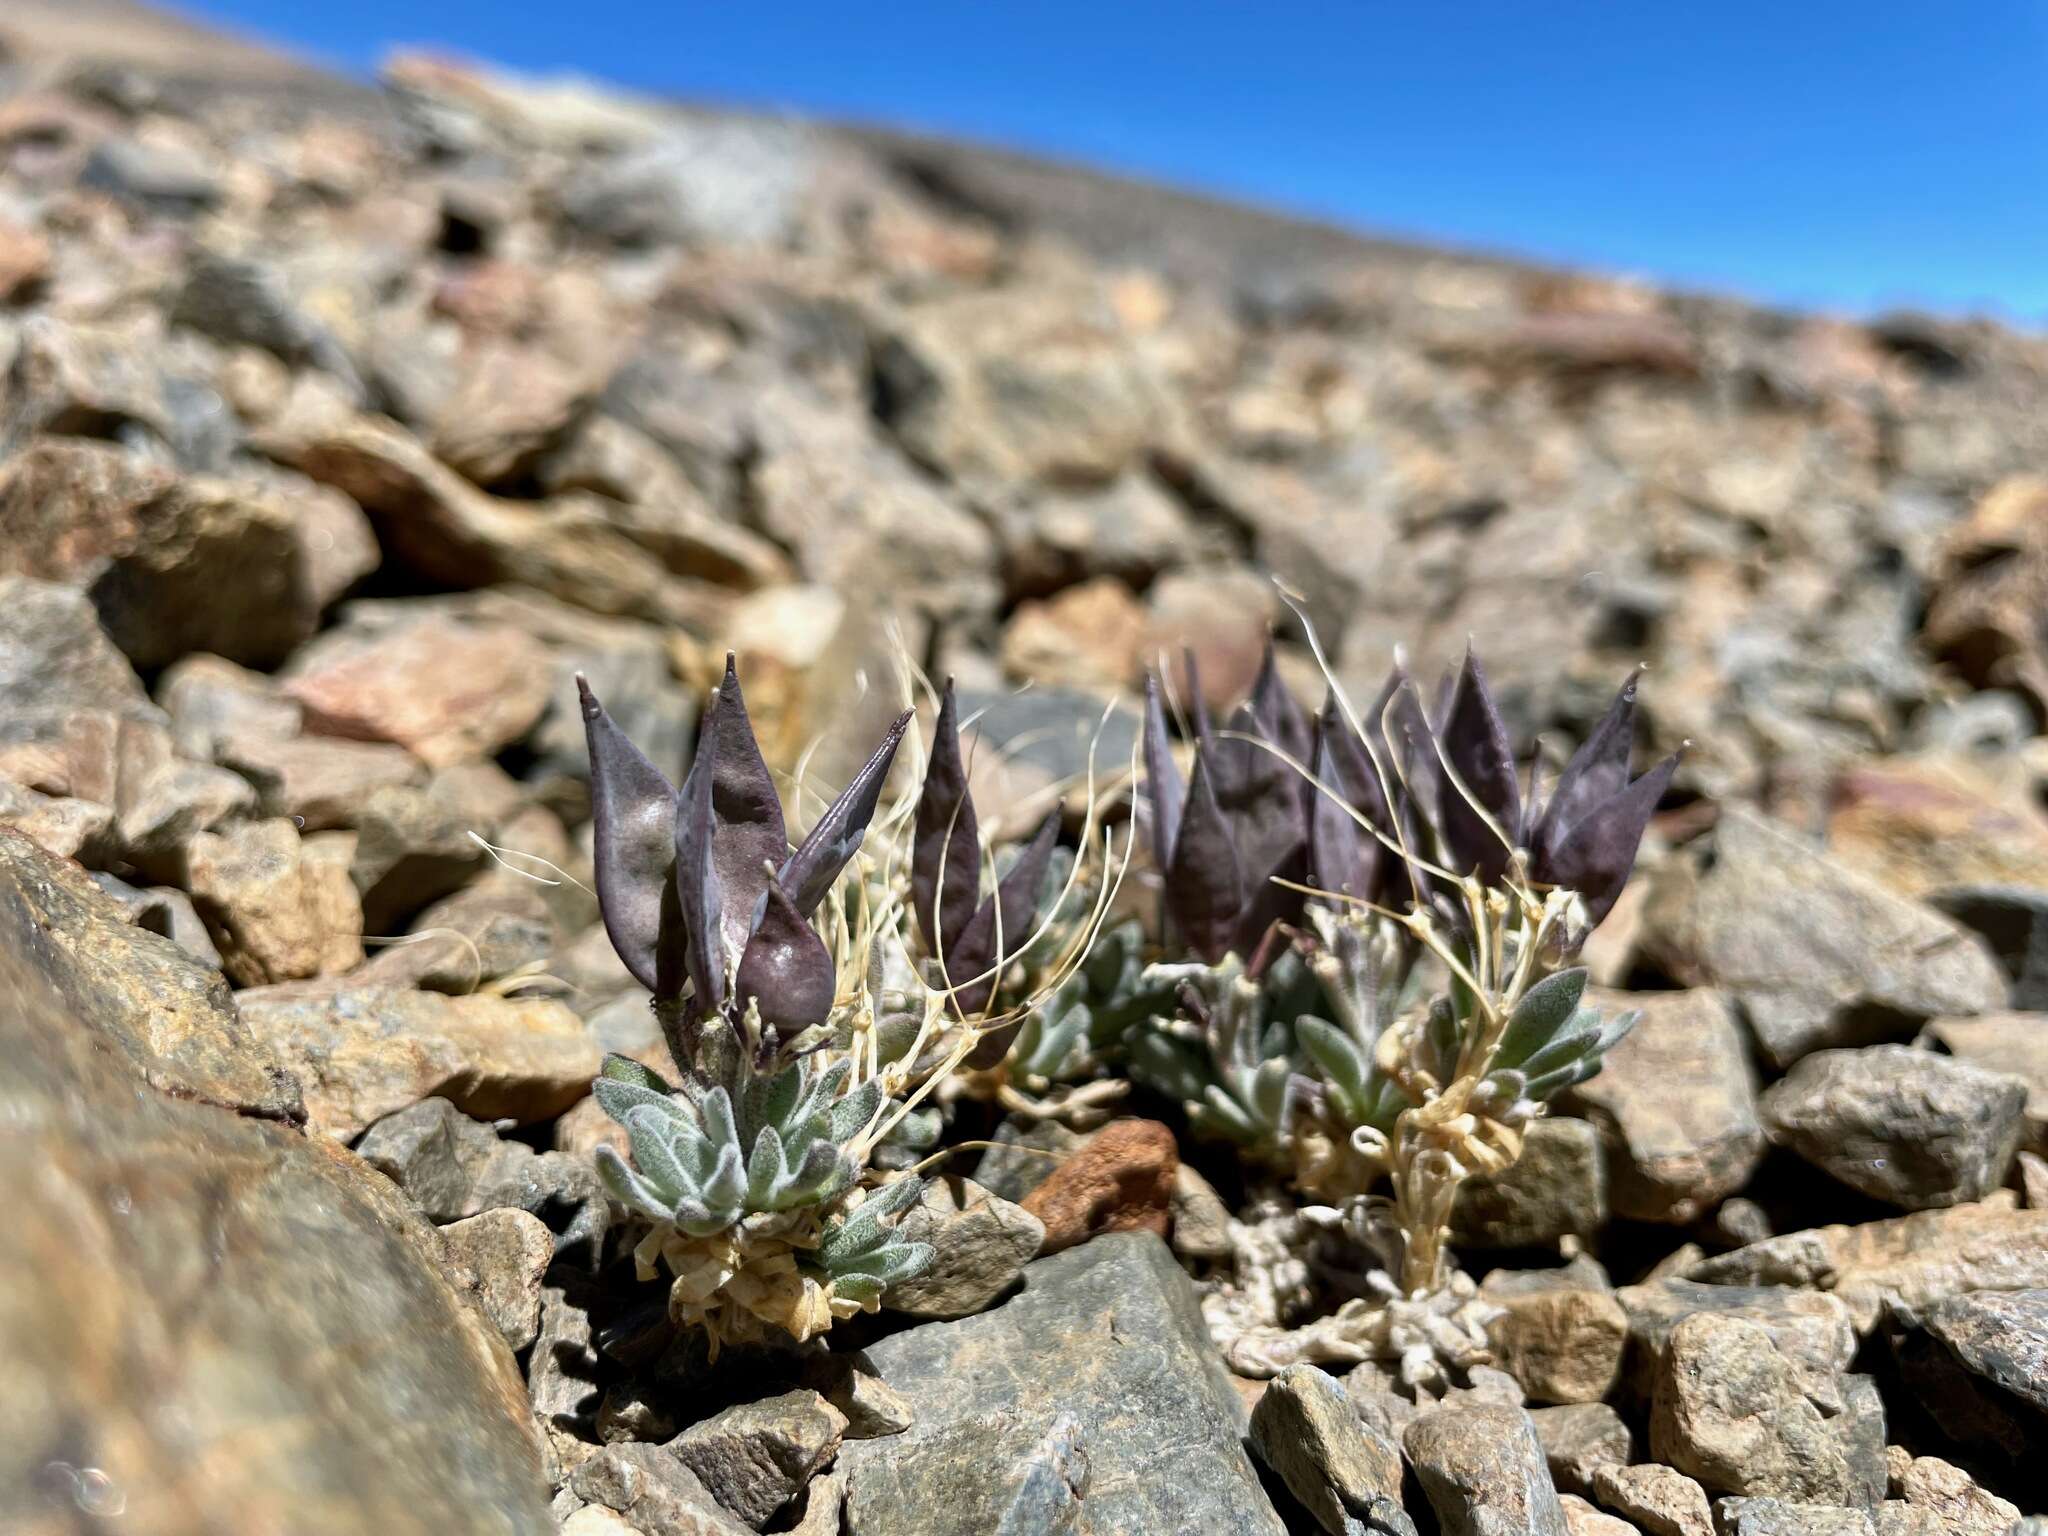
(176, 3, 2048, 320)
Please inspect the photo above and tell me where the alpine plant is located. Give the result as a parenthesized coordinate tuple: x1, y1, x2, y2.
(1138, 644, 1677, 1329)
(578, 656, 937, 1349)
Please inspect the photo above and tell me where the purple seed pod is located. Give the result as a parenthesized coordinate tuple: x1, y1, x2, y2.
(584, 655, 908, 1044)
(1436, 649, 1523, 884)
(912, 682, 1067, 1034)
(1529, 671, 1680, 926)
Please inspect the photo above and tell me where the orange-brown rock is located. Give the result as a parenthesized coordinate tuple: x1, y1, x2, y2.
(1019, 1116, 1178, 1255)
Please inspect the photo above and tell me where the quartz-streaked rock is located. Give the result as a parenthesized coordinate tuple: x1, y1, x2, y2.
(1638, 810, 2007, 1070)
(1759, 1045, 2027, 1209)
(1403, 1402, 1570, 1536)
(839, 1231, 1284, 1535)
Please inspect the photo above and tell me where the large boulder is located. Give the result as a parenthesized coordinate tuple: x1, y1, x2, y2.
(0, 878, 553, 1535)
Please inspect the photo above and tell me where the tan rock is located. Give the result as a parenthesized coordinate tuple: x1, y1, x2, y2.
(1569, 988, 1766, 1224)
(1885, 1450, 2018, 1535)
(999, 576, 1148, 691)
(1590, 1464, 1712, 1536)
(1562, 1492, 1642, 1536)
(0, 826, 302, 1120)
(438, 1207, 553, 1352)
(1638, 809, 2006, 1069)
(1685, 1198, 2048, 1333)
(1925, 476, 2048, 712)
(285, 613, 551, 768)
(1921, 1012, 2048, 1141)
(0, 920, 548, 1535)
(186, 818, 363, 985)
(1827, 754, 2048, 897)
(1483, 1266, 1629, 1405)
(238, 984, 600, 1139)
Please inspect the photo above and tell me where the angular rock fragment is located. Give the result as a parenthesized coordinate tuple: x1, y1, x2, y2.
(839, 1232, 1284, 1535)
(1759, 1045, 2027, 1209)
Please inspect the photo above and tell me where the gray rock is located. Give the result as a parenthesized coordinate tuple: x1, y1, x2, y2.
(1715, 1499, 1877, 1535)
(0, 922, 552, 1534)
(174, 250, 365, 395)
(1650, 1312, 1878, 1504)
(79, 136, 220, 214)
(0, 574, 162, 738)
(800, 1352, 915, 1440)
(570, 1443, 750, 1536)
(1403, 1402, 1570, 1536)
(666, 1389, 846, 1529)
(349, 780, 491, 932)
(559, 120, 817, 248)
(1248, 1365, 1416, 1536)
(532, 1280, 604, 1475)
(1567, 989, 1766, 1224)
(357, 1095, 508, 1221)
(839, 1231, 1284, 1535)
(1759, 1045, 2027, 1209)
(438, 1207, 553, 1351)
(1639, 810, 2007, 1070)
(1529, 1403, 1633, 1496)
(88, 871, 223, 966)
(1451, 1115, 1609, 1248)
(0, 826, 301, 1120)
(159, 652, 303, 760)
(1931, 885, 2048, 1010)
(219, 731, 425, 832)
(1919, 1011, 2048, 1139)
(116, 756, 259, 879)
(885, 1175, 1045, 1319)
(972, 1117, 1082, 1202)
(1893, 1287, 2048, 1464)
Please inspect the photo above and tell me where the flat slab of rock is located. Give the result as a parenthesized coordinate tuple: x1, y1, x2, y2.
(238, 983, 599, 1138)
(0, 923, 551, 1534)
(885, 1174, 1044, 1319)
(1640, 810, 2007, 1070)
(1685, 1197, 2048, 1331)
(840, 1231, 1284, 1535)
(0, 826, 302, 1121)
